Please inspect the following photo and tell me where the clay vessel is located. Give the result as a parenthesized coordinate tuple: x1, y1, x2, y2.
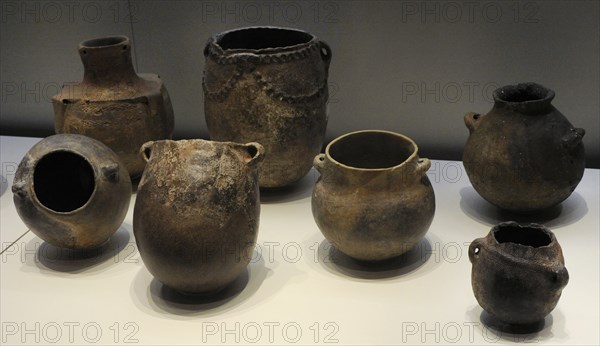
(12, 134, 131, 249)
(469, 222, 569, 325)
(133, 139, 264, 294)
(203, 26, 331, 188)
(53, 36, 174, 179)
(463, 82, 585, 212)
(312, 130, 435, 261)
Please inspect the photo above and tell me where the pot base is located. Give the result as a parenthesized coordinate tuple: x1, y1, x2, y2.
(480, 310, 547, 333)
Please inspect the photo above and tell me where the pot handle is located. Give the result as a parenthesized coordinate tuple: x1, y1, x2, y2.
(313, 154, 326, 174)
(562, 128, 585, 150)
(203, 39, 211, 57)
(464, 112, 482, 134)
(550, 266, 569, 290)
(244, 142, 265, 165)
(415, 158, 431, 175)
(102, 163, 120, 183)
(468, 238, 484, 263)
(12, 180, 27, 199)
(319, 41, 332, 70)
(140, 141, 154, 163)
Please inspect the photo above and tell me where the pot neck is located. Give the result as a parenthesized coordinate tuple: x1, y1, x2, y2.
(492, 83, 555, 115)
(320, 155, 426, 188)
(79, 37, 140, 86)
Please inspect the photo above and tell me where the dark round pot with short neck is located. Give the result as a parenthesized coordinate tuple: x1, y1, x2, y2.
(203, 26, 331, 188)
(12, 134, 131, 249)
(463, 83, 585, 213)
(311, 130, 435, 261)
(469, 222, 569, 325)
(53, 35, 174, 179)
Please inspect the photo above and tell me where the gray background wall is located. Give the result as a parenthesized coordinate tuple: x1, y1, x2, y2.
(2, 0, 599, 167)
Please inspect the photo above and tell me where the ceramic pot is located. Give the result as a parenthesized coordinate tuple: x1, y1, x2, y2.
(463, 82, 585, 213)
(311, 130, 435, 261)
(203, 26, 331, 188)
(12, 134, 131, 249)
(133, 139, 264, 294)
(469, 222, 569, 325)
(53, 35, 174, 179)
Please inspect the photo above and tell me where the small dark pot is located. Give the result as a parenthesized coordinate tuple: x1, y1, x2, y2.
(469, 222, 569, 325)
(12, 134, 131, 249)
(311, 130, 435, 261)
(133, 139, 264, 294)
(53, 35, 174, 179)
(463, 83, 585, 213)
(203, 26, 331, 188)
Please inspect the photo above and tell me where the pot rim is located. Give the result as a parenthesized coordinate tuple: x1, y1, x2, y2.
(491, 221, 556, 249)
(78, 35, 130, 50)
(30, 149, 98, 216)
(210, 26, 318, 55)
(324, 130, 419, 172)
(144, 139, 264, 159)
(492, 82, 555, 106)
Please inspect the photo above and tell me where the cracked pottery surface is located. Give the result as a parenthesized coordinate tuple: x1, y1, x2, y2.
(12, 134, 131, 249)
(463, 82, 585, 213)
(53, 36, 174, 179)
(469, 222, 569, 325)
(203, 26, 331, 188)
(311, 130, 436, 261)
(133, 139, 263, 294)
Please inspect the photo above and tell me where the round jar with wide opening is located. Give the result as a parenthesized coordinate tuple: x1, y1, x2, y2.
(312, 130, 435, 262)
(12, 134, 131, 249)
(469, 222, 569, 325)
(204, 26, 331, 188)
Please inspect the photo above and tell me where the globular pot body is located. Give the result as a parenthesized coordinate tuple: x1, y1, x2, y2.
(469, 222, 569, 325)
(133, 139, 264, 294)
(203, 26, 331, 188)
(463, 83, 585, 212)
(312, 130, 435, 261)
(53, 36, 174, 179)
(12, 134, 131, 249)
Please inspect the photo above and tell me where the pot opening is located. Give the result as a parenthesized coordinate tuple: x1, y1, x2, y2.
(81, 36, 127, 48)
(329, 132, 415, 169)
(494, 83, 553, 103)
(34, 151, 95, 213)
(494, 224, 552, 248)
(217, 27, 312, 51)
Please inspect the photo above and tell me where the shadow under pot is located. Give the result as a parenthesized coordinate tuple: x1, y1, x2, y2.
(12, 134, 131, 250)
(203, 26, 332, 188)
(311, 130, 435, 261)
(133, 139, 264, 295)
(469, 222, 569, 325)
(53, 35, 174, 180)
(463, 82, 585, 213)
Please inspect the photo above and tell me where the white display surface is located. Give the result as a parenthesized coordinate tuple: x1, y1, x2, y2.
(1, 135, 598, 345)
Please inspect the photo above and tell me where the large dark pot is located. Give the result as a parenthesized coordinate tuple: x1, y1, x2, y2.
(311, 130, 435, 261)
(469, 222, 569, 325)
(133, 139, 264, 294)
(203, 26, 331, 188)
(53, 36, 174, 179)
(12, 134, 131, 249)
(463, 82, 585, 212)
